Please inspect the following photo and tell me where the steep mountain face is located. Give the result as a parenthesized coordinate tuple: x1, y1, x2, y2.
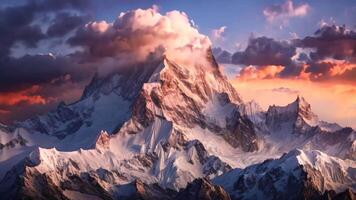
(213, 149, 356, 200)
(266, 96, 319, 135)
(239, 101, 265, 127)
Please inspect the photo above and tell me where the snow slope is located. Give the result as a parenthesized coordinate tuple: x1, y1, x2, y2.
(214, 149, 356, 200)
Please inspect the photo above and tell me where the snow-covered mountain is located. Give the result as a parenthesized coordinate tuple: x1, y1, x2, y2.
(0, 49, 354, 200)
(213, 149, 355, 200)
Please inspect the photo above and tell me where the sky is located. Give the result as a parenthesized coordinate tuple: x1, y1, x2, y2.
(0, 0, 355, 128)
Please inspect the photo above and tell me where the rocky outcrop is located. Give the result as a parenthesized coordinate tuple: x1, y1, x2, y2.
(117, 180, 177, 200)
(95, 131, 110, 151)
(175, 178, 231, 200)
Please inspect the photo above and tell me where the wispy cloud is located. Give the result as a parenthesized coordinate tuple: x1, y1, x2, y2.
(263, 0, 310, 22)
(211, 26, 227, 40)
(271, 87, 299, 94)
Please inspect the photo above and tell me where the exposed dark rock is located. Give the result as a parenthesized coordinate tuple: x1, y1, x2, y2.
(175, 178, 231, 200)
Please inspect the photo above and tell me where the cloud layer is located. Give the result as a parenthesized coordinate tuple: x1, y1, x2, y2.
(214, 24, 356, 85)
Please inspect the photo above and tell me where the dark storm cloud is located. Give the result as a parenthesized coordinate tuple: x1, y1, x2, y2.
(296, 24, 356, 62)
(293, 25, 356, 82)
(0, 54, 93, 93)
(231, 37, 296, 66)
(0, 0, 92, 95)
(215, 24, 356, 82)
(0, 53, 93, 124)
(0, 2, 43, 59)
(0, 0, 89, 59)
(47, 12, 88, 37)
(304, 61, 331, 75)
(212, 47, 232, 64)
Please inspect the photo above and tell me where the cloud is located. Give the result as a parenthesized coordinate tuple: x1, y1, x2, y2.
(263, 0, 310, 22)
(214, 24, 356, 85)
(289, 32, 299, 39)
(211, 26, 227, 40)
(293, 25, 356, 83)
(305, 60, 356, 83)
(0, 72, 85, 123)
(231, 36, 296, 67)
(0, 0, 89, 59)
(68, 7, 211, 72)
(47, 12, 88, 37)
(0, 54, 92, 93)
(271, 87, 299, 94)
(212, 47, 232, 64)
(237, 65, 284, 80)
(0, 85, 46, 106)
(0, 0, 93, 124)
(0, 53, 93, 124)
(213, 36, 305, 78)
(296, 24, 356, 61)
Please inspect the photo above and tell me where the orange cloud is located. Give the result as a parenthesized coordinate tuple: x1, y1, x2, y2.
(237, 65, 284, 80)
(304, 60, 356, 82)
(235, 60, 356, 85)
(0, 85, 46, 106)
(327, 60, 355, 76)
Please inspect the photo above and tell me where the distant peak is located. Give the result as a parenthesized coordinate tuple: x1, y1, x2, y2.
(95, 131, 110, 151)
(294, 95, 309, 107)
(266, 95, 319, 129)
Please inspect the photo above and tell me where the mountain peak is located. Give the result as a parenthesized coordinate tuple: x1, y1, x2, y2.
(293, 95, 311, 110)
(266, 96, 319, 133)
(293, 96, 319, 126)
(95, 130, 110, 150)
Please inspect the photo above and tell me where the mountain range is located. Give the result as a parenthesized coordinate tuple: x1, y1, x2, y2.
(0, 49, 354, 200)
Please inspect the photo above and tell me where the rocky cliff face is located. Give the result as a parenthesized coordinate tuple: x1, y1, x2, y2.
(266, 96, 319, 134)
